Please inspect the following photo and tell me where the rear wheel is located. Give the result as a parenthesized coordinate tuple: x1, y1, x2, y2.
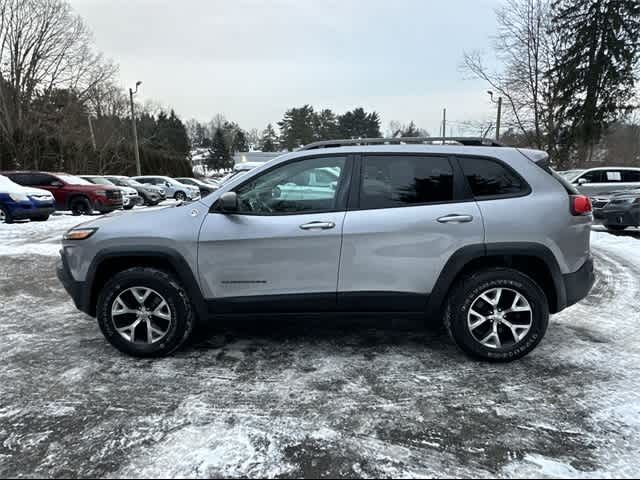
(70, 197, 93, 216)
(96, 268, 194, 357)
(0, 205, 13, 224)
(605, 225, 627, 232)
(444, 268, 549, 362)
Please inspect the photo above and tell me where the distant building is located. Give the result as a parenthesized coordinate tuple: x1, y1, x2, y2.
(233, 152, 283, 166)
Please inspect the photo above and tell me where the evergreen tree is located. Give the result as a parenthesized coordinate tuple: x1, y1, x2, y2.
(552, 0, 640, 158)
(260, 123, 278, 152)
(231, 129, 249, 153)
(278, 105, 316, 150)
(207, 128, 232, 171)
(338, 108, 382, 138)
(313, 109, 340, 141)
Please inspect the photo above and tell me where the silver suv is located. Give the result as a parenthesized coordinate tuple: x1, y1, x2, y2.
(57, 138, 595, 362)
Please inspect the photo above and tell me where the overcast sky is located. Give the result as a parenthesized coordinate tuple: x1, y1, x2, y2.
(69, 0, 501, 136)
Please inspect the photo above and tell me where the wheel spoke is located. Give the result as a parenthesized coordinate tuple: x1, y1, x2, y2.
(117, 318, 142, 342)
(481, 288, 503, 307)
(112, 297, 138, 316)
(505, 293, 531, 313)
(501, 319, 531, 342)
(151, 300, 171, 321)
(469, 309, 488, 330)
(131, 287, 152, 305)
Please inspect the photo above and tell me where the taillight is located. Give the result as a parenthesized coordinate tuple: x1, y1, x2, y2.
(571, 195, 592, 216)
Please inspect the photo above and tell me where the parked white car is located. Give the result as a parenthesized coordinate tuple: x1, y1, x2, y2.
(568, 167, 640, 196)
(133, 176, 200, 201)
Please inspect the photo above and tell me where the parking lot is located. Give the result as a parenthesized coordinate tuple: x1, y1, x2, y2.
(1, 211, 640, 478)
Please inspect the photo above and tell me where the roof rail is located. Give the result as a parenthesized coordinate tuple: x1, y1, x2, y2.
(298, 136, 505, 151)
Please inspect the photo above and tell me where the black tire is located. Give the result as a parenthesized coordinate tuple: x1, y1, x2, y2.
(174, 191, 187, 202)
(605, 225, 627, 232)
(70, 197, 93, 216)
(123, 204, 134, 210)
(96, 267, 194, 358)
(0, 205, 13, 224)
(32, 215, 50, 222)
(444, 268, 549, 362)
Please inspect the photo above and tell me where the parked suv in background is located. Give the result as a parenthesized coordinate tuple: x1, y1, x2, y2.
(569, 167, 640, 195)
(81, 176, 141, 210)
(104, 176, 165, 206)
(57, 138, 595, 362)
(3, 171, 123, 215)
(133, 176, 200, 201)
(175, 177, 218, 197)
(0, 174, 55, 223)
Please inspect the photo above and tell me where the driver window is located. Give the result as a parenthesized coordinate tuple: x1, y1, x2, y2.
(235, 156, 347, 215)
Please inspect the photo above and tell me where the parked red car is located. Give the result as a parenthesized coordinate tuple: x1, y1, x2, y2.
(2, 171, 123, 215)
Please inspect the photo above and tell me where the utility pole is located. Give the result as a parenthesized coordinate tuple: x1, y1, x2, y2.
(129, 81, 142, 176)
(442, 108, 447, 144)
(87, 115, 97, 151)
(487, 91, 503, 142)
(496, 96, 502, 142)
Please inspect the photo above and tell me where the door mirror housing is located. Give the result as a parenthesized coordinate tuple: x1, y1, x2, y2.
(50, 180, 63, 188)
(578, 178, 589, 185)
(218, 192, 238, 212)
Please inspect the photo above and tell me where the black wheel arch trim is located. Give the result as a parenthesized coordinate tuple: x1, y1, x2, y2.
(425, 242, 568, 319)
(83, 247, 207, 319)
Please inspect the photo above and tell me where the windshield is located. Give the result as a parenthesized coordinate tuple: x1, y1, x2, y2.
(84, 177, 114, 186)
(58, 174, 93, 186)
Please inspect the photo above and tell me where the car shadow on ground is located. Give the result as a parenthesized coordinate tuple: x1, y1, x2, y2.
(189, 314, 452, 353)
(592, 225, 640, 239)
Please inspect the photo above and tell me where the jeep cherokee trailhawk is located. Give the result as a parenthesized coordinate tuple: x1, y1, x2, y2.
(57, 138, 595, 361)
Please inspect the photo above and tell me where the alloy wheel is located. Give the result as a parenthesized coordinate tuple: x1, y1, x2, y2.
(0, 209, 6, 223)
(111, 287, 173, 344)
(467, 287, 533, 349)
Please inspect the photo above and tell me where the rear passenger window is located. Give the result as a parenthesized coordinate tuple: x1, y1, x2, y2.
(360, 156, 454, 209)
(459, 157, 526, 198)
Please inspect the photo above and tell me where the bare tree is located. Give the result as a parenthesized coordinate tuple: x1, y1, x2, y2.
(462, 0, 560, 151)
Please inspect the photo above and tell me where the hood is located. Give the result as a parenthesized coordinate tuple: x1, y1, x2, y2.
(120, 186, 138, 195)
(0, 177, 53, 198)
(67, 184, 121, 193)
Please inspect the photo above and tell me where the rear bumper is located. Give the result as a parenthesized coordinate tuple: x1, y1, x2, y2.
(602, 209, 640, 227)
(56, 252, 91, 316)
(562, 256, 595, 309)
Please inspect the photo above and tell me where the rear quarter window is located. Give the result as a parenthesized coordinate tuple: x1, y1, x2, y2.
(458, 157, 528, 199)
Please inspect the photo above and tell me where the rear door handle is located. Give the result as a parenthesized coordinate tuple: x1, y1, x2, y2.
(300, 221, 336, 230)
(437, 214, 474, 224)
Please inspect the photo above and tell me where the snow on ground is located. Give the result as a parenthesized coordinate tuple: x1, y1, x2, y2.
(1, 217, 640, 478)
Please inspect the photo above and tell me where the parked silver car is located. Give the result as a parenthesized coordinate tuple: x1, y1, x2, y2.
(57, 137, 595, 362)
(133, 176, 200, 201)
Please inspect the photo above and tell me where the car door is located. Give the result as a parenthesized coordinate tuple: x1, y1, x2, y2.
(338, 154, 484, 312)
(198, 154, 353, 313)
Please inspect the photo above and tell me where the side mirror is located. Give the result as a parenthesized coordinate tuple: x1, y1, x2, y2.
(165, 182, 172, 188)
(218, 192, 238, 212)
(578, 178, 589, 185)
(50, 181, 63, 188)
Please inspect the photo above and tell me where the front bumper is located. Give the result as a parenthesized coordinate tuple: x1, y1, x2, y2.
(11, 204, 55, 220)
(56, 252, 91, 316)
(562, 257, 596, 309)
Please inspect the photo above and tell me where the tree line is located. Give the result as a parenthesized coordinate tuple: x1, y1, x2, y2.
(0, 0, 193, 176)
(464, 0, 640, 169)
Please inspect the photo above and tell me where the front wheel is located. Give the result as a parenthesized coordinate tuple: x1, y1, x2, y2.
(0, 205, 13, 224)
(32, 215, 50, 222)
(70, 197, 93, 216)
(444, 268, 549, 362)
(174, 191, 187, 202)
(96, 267, 195, 357)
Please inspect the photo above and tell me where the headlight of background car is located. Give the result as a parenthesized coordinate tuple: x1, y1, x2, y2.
(95, 190, 107, 196)
(63, 228, 98, 241)
(9, 192, 29, 202)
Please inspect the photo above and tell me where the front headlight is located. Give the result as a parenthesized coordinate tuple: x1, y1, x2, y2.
(95, 190, 107, 196)
(9, 192, 29, 202)
(63, 228, 98, 241)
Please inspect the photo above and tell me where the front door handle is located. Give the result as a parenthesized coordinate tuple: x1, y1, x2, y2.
(437, 214, 474, 224)
(300, 221, 336, 230)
